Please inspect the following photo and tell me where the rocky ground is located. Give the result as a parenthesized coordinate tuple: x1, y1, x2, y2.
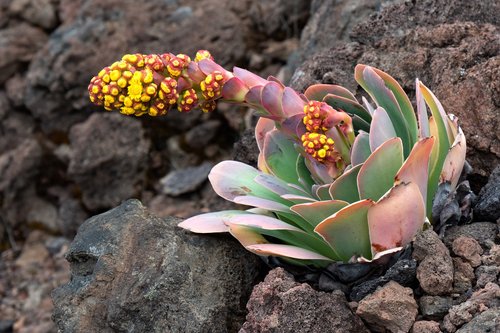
(0, 0, 499, 332)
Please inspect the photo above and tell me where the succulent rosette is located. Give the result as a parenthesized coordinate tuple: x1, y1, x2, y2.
(88, 50, 466, 268)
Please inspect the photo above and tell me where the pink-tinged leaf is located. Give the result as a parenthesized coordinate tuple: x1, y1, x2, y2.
(355, 65, 414, 156)
(186, 62, 205, 83)
(281, 113, 306, 139)
(418, 81, 453, 145)
(358, 137, 404, 201)
(282, 87, 306, 116)
(291, 200, 349, 227)
(369, 107, 397, 151)
(258, 152, 270, 174)
(246, 85, 263, 106)
(395, 137, 435, 214)
(351, 131, 371, 166)
(209, 161, 284, 203)
(447, 114, 459, 138)
(178, 210, 246, 233)
(245, 244, 332, 261)
(304, 84, 357, 102)
(368, 182, 425, 254)
(227, 223, 268, 247)
(304, 157, 337, 184)
(323, 94, 372, 123)
(315, 200, 374, 262)
(415, 79, 430, 138)
(254, 174, 304, 196)
(198, 59, 227, 76)
(440, 127, 466, 190)
(261, 82, 285, 120)
(365, 66, 418, 144)
(233, 66, 268, 88)
(222, 77, 249, 102)
(281, 194, 317, 204)
(228, 214, 304, 232)
(362, 96, 375, 116)
(255, 117, 275, 151)
(329, 164, 362, 203)
(233, 195, 290, 212)
(267, 75, 285, 88)
(315, 184, 332, 200)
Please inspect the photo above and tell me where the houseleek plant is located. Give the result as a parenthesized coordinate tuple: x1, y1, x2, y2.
(88, 50, 466, 268)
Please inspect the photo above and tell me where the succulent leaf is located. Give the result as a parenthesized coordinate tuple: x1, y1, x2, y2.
(367, 182, 425, 254)
(415, 79, 430, 138)
(245, 243, 333, 261)
(357, 137, 404, 201)
(304, 84, 357, 102)
(263, 129, 302, 185)
(440, 127, 466, 190)
(350, 131, 371, 166)
(291, 200, 349, 228)
(355, 65, 413, 156)
(369, 107, 397, 151)
(315, 199, 374, 262)
(329, 164, 362, 202)
(178, 210, 246, 233)
(322, 94, 372, 123)
(261, 81, 285, 120)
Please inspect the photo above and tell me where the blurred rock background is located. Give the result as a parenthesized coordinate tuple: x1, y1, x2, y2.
(0, 0, 498, 332)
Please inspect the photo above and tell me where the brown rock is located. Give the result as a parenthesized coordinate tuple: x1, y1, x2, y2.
(0, 23, 47, 84)
(444, 222, 498, 249)
(482, 244, 500, 266)
(443, 282, 500, 332)
(68, 113, 149, 210)
(241, 268, 368, 333)
(8, 0, 58, 29)
(452, 258, 475, 293)
(356, 281, 418, 333)
(290, 0, 500, 181)
(411, 321, 441, 333)
(413, 230, 454, 295)
(452, 236, 483, 267)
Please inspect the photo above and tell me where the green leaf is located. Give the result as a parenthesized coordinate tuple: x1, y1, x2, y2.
(350, 131, 371, 166)
(369, 107, 397, 151)
(355, 65, 413, 156)
(315, 200, 374, 262)
(358, 138, 404, 201)
(329, 164, 362, 202)
(291, 200, 349, 227)
(304, 84, 357, 102)
(263, 129, 300, 185)
(418, 82, 452, 219)
(323, 94, 372, 123)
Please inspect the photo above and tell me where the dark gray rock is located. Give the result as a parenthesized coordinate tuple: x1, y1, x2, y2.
(419, 295, 454, 320)
(413, 230, 454, 295)
(456, 308, 500, 333)
(444, 222, 498, 249)
(475, 165, 500, 221)
(475, 265, 500, 288)
(159, 162, 213, 196)
(240, 268, 368, 333)
(350, 258, 417, 301)
(232, 129, 259, 168)
(68, 113, 150, 210)
(184, 120, 221, 150)
(452, 257, 475, 294)
(52, 199, 262, 333)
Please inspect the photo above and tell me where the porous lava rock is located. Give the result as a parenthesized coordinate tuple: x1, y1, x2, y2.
(240, 268, 368, 333)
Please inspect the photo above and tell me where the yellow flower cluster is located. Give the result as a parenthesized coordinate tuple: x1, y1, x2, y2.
(301, 132, 336, 163)
(301, 101, 336, 163)
(88, 50, 224, 117)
